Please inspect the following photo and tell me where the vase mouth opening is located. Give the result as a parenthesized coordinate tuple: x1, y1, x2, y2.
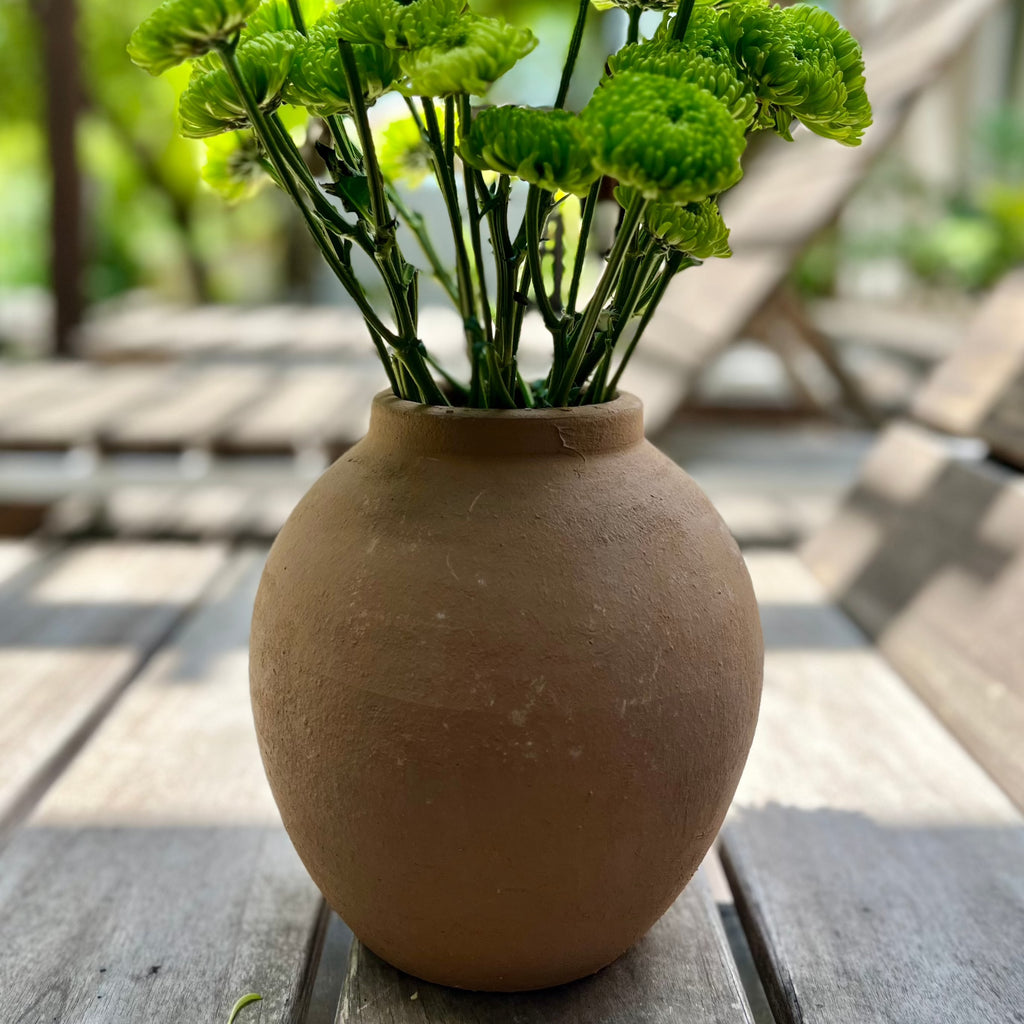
(366, 390, 646, 457)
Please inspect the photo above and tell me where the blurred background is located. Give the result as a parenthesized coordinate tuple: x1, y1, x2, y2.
(1, 0, 1023, 542)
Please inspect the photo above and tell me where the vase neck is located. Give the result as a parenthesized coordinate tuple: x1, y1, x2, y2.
(364, 392, 646, 458)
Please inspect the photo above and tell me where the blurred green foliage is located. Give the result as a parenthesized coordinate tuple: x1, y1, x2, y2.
(794, 105, 1024, 296)
(0, 0, 586, 304)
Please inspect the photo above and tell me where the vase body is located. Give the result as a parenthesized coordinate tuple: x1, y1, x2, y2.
(250, 391, 763, 992)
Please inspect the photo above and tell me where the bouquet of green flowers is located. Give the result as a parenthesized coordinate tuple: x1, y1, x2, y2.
(129, 0, 870, 408)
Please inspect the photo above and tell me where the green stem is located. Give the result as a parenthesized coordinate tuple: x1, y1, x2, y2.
(627, 7, 642, 45)
(526, 187, 561, 332)
(550, 195, 647, 405)
(422, 98, 478, 349)
(556, 0, 590, 109)
(367, 323, 402, 395)
(338, 41, 390, 238)
(670, 0, 697, 41)
(568, 180, 601, 313)
(460, 96, 494, 352)
(388, 187, 459, 305)
(604, 251, 689, 401)
(215, 43, 399, 349)
(286, 0, 307, 33)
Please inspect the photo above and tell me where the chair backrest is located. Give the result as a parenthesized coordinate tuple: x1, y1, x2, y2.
(802, 271, 1024, 809)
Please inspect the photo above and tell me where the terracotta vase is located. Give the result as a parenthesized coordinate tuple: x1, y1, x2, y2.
(250, 391, 763, 992)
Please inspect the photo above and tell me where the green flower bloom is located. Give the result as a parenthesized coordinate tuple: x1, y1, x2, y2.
(608, 39, 757, 127)
(331, 0, 466, 49)
(719, 0, 871, 144)
(377, 111, 441, 187)
(284, 9, 400, 116)
(128, 0, 262, 75)
(400, 16, 538, 97)
(465, 106, 599, 197)
(619, 186, 732, 258)
(581, 72, 745, 203)
(202, 130, 269, 200)
(242, 0, 328, 37)
(178, 31, 300, 138)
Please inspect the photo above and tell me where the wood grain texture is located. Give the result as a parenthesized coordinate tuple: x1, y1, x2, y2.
(0, 542, 226, 840)
(0, 549, 326, 1023)
(802, 421, 1024, 808)
(337, 871, 752, 1024)
(722, 551, 1024, 1024)
(913, 269, 1024, 469)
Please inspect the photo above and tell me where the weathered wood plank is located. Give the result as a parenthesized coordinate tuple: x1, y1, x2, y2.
(101, 366, 273, 452)
(214, 368, 369, 455)
(913, 269, 1024, 469)
(0, 366, 172, 450)
(802, 421, 1024, 808)
(0, 542, 226, 840)
(338, 871, 752, 1024)
(721, 551, 1024, 1024)
(0, 549, 326, 1023)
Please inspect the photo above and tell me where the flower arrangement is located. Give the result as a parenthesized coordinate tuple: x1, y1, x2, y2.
(129, 0, 870, 408)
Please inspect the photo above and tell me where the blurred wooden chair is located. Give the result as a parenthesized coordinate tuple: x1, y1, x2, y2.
(627, 0, 1010, 431)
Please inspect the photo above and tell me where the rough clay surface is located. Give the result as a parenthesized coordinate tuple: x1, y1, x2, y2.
(250, 392, 763, 992)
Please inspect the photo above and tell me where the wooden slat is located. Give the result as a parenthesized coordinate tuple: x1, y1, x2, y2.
(0, 549, 326, 1023)
(0, 364, 84, 425)
(0, 366, 172, 450)
(101, 366, 273, 452)
(802, 421, 1024, 808)
(913, 269, 1024, 469)
(721, 550, 1024, 1024)
(338, 871, 753, 1024)
(0, 542, 226, 840)
(214, 368, 367, 455)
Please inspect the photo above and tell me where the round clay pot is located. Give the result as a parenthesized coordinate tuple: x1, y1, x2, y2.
(250, 391, 762, 992)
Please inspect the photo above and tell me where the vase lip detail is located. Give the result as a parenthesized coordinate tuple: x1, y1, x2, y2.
(366, 390, 646, 458)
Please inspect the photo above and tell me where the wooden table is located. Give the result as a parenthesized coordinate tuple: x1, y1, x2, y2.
(0, 527, 1020, 1023)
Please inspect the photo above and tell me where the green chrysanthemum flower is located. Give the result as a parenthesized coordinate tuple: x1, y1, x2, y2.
(377, 111, 442, 187)
(331, 0, 466, 49)
(582, 72, 745, 203)
(178, 31, 300, 138)
(719, 0, 871, 144)
(609, 40, 757, 127)
(284, 9, 400, 116)
(400, 16, 538, 97)
(242, 0, 328, 37)
(128, 0, 262, 75)
(618, 186, 732, 258)
(202, 130, 270, 200)
(465, 106, 599, 197)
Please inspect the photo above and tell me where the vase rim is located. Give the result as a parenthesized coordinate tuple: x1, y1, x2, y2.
(366, 390, 646, 457)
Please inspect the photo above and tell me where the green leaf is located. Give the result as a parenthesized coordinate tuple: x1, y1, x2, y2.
(128, 0, 263, 75)
(226, 993, 262, 1024)
(465, 106, 599, 197)
(326, 172, 374, 216)
(581, 72, 746, 203)
(178, 31, 301, 138)
(399, 16, 538, 98)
